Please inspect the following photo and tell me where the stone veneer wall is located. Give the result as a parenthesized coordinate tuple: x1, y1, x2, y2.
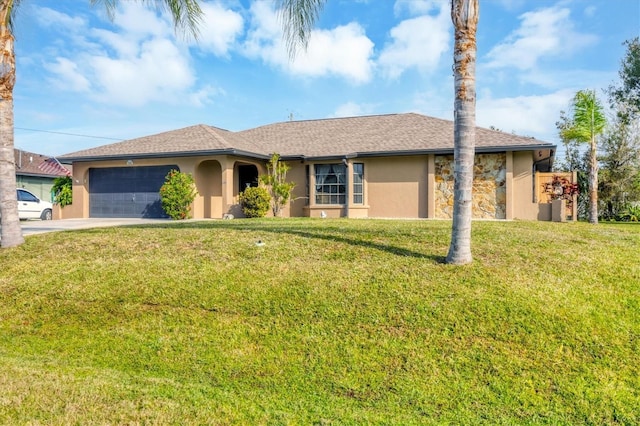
(434, 153, 507, 219)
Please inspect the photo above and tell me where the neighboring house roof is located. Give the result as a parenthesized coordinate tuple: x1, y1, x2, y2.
(14, 149, 72, 177)
(59, 113, 555, 162)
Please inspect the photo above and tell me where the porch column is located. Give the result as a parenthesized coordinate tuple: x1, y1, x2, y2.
(427, 154, 435, 218)
(505, 151, 513, 220)
(220, 157, 235, 214)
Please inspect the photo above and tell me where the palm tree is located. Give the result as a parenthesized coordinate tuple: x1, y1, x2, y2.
(0, 0, 202, 248)
(278, 0, 479, 264)
(445, 0, 478, 265)
(561, 90, 606, 224)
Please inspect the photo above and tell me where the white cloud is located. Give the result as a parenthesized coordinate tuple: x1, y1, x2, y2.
(33, 6, 87, 31)
(477, 90, 576, 141)
(196, 2, 244, 56)
(108, 2, 171, 39)
(485, 6, 598, 70)
(37, 2, 225, 108)
(89, 38, 195, 107)
(243, 2, 374, 84)
(378, 6, 451, 79)
(189, 85, 225, 107)
(45, 57, 91, 92)
(288, 23, 374, 83)
(332, 102, 377, 117)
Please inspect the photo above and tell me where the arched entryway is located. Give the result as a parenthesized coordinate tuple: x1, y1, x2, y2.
(194, 160, 222, 218)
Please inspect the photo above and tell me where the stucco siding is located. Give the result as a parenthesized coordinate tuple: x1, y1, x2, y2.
(366, 156, 428, 218)
(511, 151, 540, 220)
(287, 162, 308, 218)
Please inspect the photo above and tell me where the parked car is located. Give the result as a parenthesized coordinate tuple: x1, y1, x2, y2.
(16, 189, 53, 220)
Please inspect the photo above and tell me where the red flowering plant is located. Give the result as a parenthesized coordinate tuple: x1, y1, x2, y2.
(542, 175, 579, 207)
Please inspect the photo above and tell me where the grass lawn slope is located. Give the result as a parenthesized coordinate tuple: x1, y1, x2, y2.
(1, 219, 638, 424)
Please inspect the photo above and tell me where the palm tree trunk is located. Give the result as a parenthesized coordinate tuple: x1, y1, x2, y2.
(446, 0, 478, 265)
(0, 1, 24, 248)
(588, 137, 598, 224)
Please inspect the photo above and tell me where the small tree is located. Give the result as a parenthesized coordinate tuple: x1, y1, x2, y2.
(239, 186, 271, 218)
(159, 170, 197, 220)
(52, 176, 72, 207)
(556, 111, 590, 219)
(561, 90, 607, 224)
(260, 153, 295, 217)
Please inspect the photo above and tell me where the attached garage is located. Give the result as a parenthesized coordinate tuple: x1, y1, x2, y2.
(89, 165, 177, 218)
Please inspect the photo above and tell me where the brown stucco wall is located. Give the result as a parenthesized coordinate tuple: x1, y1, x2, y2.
(511, 151, 542, 220)
(286, 162, 308, 218)
(365, 156, 429, 218)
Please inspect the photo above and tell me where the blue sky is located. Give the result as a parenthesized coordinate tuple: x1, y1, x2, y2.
(12, 0, 640, 159)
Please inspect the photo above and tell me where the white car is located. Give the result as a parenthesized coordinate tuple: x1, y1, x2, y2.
(17, 188, 53, 220)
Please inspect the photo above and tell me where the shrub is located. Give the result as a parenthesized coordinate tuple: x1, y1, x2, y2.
(52, 176, 72, 207)
(239, 186, 271, 218)
(617, 204, 640, 222)
(159, 170, 197, 220)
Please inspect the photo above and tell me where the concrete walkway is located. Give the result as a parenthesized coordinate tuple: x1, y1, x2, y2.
(19, 218, 173, 236)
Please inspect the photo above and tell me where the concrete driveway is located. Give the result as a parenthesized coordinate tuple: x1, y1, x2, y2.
(19, 218, 173, 236)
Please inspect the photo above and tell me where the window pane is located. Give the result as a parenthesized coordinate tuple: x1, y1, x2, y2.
(315, 163, 346, 205)
(352, 163, 364, 204)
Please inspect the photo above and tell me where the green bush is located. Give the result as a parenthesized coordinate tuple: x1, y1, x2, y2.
(52, 176, 72, 207)
(239, 186, 271, 218)
(617, 204, 640, 222)
(159, 170, 197, 220)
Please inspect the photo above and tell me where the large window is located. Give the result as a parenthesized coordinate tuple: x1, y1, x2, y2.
(315, 164, 346, 204)
(353, 163, 364, 204)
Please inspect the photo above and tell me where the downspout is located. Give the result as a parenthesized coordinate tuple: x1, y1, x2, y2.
(342, 158, 349, 218)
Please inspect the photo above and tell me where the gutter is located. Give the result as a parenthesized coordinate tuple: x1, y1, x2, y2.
(58, 144, 556, 164)
(281, 143, 557, 162)
(59, 148, 272, 164)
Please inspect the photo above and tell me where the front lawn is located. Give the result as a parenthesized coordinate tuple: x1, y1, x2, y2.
(1, 219, 638, 424)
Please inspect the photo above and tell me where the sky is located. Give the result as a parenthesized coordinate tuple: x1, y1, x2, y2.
(12, 0, 640, 160)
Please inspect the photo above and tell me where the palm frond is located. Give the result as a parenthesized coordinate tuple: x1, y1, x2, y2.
(561, 90, 607, 143)
(276, 0, 326, 59)
(2, 0, 23, 31)
(90, 0, 202, 40)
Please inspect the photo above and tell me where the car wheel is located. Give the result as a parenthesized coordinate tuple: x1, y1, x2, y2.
(41, 209, 53, 220)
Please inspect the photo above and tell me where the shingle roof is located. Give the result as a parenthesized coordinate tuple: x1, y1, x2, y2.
(59, 113, 554, 162)
(14, 149, 71, 177)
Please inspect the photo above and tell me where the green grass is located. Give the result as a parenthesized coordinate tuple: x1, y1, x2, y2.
(1, 219, 638, 425)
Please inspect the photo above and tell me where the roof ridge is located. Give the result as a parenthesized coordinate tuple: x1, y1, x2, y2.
(263, 112, 408, 127)
(200, 124, 234, 148)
